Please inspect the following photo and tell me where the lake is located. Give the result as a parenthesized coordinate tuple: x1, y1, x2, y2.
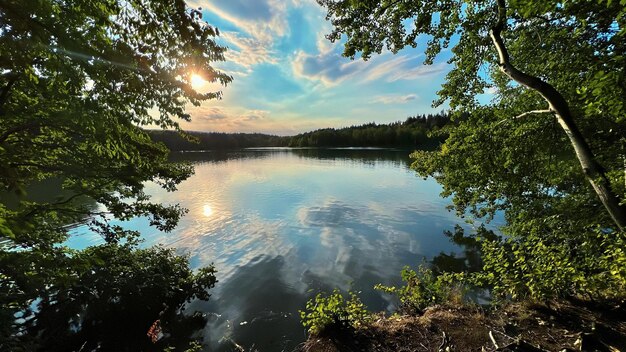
(68, 148, 498, 351)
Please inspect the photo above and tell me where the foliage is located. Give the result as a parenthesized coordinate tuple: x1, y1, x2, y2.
(0, 0, 230, 348)
(148, 113, 451, 151)
(319, 0, 626, 300)
(474, 226, 626, 301)
(300, 290, 371, 336)
(6, 244, 216, 351)
(149, 130, 289, 151)
(164, 341, 203, 352)
(375, 266, 465, 314)
(288, 113, 451, 148)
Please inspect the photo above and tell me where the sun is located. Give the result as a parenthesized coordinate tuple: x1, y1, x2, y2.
(190, 73, 206, 90)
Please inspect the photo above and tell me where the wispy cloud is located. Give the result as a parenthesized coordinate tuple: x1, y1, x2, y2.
(189, 106, 270, 125)
(363, 55, 447, 82)
(190, 0, 289, 42)
(194, 106, 229, 121)
(221, 32, 277, 72)
(183, 103, 363, 135)
(292, 47, 448, 86)
(291, 50, 366, 86)
(372, 94, 418, 105)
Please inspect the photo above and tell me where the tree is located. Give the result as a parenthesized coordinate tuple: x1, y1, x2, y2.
(0, 0, 230, 348)
(318, 0, 626, 298)
(318, 0, 626, 230)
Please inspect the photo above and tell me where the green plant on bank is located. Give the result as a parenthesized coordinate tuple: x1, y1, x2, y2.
(475, 225, 626, 301)
(375, 266, 466, 314)
(164, 341, 203, 352)
(372, 224, 626, 307)
(300, 290, 372, 336)
(387, 223, 626, 303)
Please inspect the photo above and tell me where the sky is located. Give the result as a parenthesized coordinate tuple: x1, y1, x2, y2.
(181, 0, 455, 136)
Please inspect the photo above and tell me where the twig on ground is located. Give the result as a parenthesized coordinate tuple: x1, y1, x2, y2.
(489, 330, 499, 349)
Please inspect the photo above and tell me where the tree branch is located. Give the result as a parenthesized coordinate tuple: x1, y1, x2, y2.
(489, 0, 626, 231)
(514, 109, 553, 120)
(376, 0, 403, 18)
(494, 109, 554, 127)
(0, 122, 41, 143)
(0, 73, 18, 112)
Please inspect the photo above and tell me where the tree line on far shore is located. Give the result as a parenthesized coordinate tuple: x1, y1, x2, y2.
(148, 112, 451, 151)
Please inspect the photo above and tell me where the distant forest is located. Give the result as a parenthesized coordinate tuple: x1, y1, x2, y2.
(287, 112, 450, 148)
(149, 112, 451, 151)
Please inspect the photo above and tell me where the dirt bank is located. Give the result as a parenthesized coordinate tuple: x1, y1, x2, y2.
(300, 300, 626, 351)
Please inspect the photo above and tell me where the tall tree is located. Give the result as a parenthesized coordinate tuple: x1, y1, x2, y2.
(0, 0, 230, 349)
(317, 0, 626, 230)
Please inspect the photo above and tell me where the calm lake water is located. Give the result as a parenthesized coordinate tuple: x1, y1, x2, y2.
(68, 148, 499, 351)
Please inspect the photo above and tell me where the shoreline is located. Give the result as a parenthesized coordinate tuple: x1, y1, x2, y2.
(299, 300, 626, 351)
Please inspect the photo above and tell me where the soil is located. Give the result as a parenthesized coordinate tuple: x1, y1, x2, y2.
(299, 299, 626, 351)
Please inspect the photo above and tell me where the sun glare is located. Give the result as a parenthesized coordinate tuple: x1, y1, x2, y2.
(190, 73, 206, 90)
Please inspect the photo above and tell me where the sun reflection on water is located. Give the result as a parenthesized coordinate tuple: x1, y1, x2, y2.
(203, 204, 213, 217)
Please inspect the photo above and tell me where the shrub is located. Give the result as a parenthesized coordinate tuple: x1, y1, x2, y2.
(477, 225, 626, 301)
(300, 290, 371, 336)
(375, 266, 465, 314)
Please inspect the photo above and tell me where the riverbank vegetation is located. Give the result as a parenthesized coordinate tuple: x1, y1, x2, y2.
(286, 113, 450, 148)
(300, 0, 626, 349)
(147, 112, 451, 151)
(301, 295, 626, 351)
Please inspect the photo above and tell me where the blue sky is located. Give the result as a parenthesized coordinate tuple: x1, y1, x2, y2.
(182, 0, 455, 135)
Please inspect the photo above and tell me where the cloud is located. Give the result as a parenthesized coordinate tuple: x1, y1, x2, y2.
(372, 94, 418, 105)
(190, 0, 289, 43)
(221, 32, 277, 71)
(186, 1, 309, 72)
(187, 106, 269, 125)
(485, 87, 498, 95)
(194, 106, 229, 121)
(239, 109, 270, 122)
(387, 63, 448, 82)
(292, 50, 366, 86)
(290, 0, 319, 6)
(292, 47, 448, 86)
(182, 103, 360, 136)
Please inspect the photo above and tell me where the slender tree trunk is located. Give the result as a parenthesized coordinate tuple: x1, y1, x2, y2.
(489, 0, 626, 231)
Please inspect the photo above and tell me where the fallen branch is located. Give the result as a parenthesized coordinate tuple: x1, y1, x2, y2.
(489, 331, 499, 349)
(438, 331, 451, 351)
(495, 339, 550, 351)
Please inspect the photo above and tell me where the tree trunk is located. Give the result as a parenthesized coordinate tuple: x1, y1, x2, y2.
(489, 0, 626, 231)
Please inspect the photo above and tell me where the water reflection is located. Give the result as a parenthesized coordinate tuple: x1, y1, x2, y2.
(431, 225, 499, 275)
(66, 148, 503, 351)
(203, 204, 214, 217)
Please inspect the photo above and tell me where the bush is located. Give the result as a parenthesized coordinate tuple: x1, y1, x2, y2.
(300, 290, 371, 336)
(477, 225, 626, 301)
(5, 243, 217, 351)
(375, 266, 465, 314)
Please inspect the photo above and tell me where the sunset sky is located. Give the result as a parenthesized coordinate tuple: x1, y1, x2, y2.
(183, 0, 477, 135)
